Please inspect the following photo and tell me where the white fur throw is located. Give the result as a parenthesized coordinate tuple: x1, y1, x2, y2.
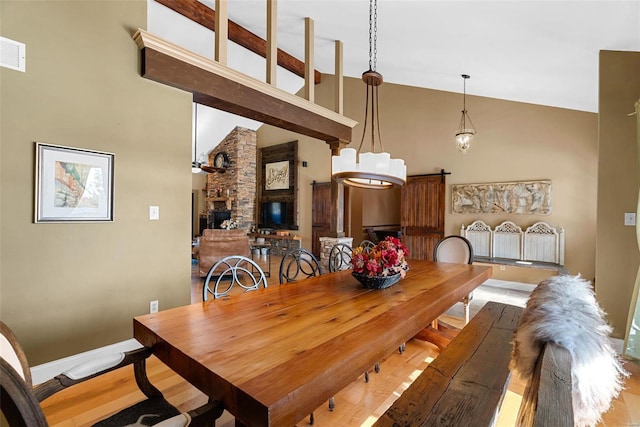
(510, 275, 628, 427)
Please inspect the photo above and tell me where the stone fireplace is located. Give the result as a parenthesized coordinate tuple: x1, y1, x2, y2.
(209, 210, 231, 229)
(205, 127, 257, 230)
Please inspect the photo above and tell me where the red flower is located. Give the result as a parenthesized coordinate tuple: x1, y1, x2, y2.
(351, 237, 409, 278)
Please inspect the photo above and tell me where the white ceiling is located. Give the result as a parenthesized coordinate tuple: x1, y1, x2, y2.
(148, 0, 640, 156)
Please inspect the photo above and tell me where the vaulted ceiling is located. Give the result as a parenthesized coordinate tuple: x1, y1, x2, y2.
(148, 0, 640, 156)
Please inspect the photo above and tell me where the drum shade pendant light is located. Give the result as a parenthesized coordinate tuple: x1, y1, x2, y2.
(455, 74, 477, 154)
(332, 0, 406, 189)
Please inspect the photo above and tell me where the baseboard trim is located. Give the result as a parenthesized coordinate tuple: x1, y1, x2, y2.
(30, 339, 143, 385)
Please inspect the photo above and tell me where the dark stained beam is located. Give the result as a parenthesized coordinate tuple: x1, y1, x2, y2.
(155, 0, 322, 84)
(141, 47, 353, 142)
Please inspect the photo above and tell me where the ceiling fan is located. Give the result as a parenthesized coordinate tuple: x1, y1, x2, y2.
(192, 103, 224, 174)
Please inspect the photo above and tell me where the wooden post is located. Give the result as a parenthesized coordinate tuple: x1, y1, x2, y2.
(304, 17, 314, 102)
(266, 0, 277, 85)
(327, 41, 345, 237)
(328, 139, 349, 237)
(334, 40, 343, 115)
(215, 0, 228, 64)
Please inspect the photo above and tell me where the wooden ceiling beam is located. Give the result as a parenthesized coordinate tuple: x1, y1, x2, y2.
(134, 30, 355, 142)
(155, 0, 322, 84)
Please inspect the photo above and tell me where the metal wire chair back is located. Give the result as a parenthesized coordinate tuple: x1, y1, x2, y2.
(328, 243, 354, 272)
(203, 255, 268, 300)
(279, 248, 323, 283)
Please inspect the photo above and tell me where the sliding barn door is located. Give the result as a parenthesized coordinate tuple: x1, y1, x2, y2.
(311, 182, 331, 257)
(401, 175, 446, 260)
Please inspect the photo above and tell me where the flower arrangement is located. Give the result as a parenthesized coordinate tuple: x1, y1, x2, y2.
(220, 219, 239, 230)
(352, 237, 409, 278)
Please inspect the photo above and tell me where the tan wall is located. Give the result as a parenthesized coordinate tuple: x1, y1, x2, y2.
(360, 188, 401, 228)
(1, 1, 193, 364)
(597, 51, 640, 338)
(259, 74, 598, 287)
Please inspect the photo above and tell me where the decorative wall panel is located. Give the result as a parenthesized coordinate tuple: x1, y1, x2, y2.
(451, 180, 551, 214)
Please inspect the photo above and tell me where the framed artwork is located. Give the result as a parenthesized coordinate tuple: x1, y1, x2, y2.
(451, 180, 552, 214)
(35, 142, 114, 222)
(265, 160, 290, 190)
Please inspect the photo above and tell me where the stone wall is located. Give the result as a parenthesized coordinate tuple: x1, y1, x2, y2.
(207, 127, 257, 230)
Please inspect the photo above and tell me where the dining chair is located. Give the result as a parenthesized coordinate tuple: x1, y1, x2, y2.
(0, 321, 223, 427)
(278, 248, 323, 283)
(203, 255, 268, 300)
(328, 243, 354, 272)
(358, 239, 376, 254)
(433, 235, 474, 324)
(433, 235, 474, 264)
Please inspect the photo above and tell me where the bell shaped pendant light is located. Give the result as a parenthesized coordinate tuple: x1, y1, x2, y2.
(455, 74, 477, 154)
(331, 0, 406, 189)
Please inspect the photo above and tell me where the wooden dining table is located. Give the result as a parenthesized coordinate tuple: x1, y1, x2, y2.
(133, 259, 492, 427)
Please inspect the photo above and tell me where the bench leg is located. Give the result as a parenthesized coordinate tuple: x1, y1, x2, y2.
(414, 321, 460, 351)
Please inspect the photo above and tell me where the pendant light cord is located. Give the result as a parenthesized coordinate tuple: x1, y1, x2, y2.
(368, 0, 377, 72)
(358, 0, 384, 155)
(461, 74, 470, 129)
(463, 77, 467, 111)
(462, 77, 467, 128)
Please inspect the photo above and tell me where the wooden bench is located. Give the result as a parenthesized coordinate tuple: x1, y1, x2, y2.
(375, 301, 574, 427)
(517, 342, 573, 426)
(374, 301, 523, 427)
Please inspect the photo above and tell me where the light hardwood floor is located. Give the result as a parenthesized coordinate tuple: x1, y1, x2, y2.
(40, 257, 640, 426)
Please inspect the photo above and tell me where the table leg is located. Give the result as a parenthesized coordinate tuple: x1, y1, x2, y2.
(265, 248, 271, 277)
(250, 246, 271, 277)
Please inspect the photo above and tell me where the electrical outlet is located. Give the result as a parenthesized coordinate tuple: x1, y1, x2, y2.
(499, 265, 506, 271)
(150, 300, 159, 313)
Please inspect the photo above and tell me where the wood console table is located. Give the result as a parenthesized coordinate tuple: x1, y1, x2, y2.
(249, 233, 301, 256)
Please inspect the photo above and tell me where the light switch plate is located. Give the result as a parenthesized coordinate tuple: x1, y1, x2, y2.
(624, 212, 636, 226)
(149, 206, 160, 220)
